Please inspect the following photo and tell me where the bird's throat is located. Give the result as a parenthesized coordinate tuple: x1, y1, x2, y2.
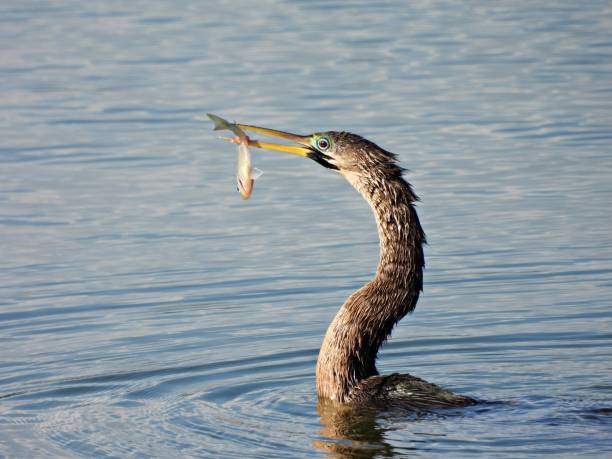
(316, 169, 425, 403)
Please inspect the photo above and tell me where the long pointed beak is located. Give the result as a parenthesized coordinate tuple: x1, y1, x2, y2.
(236, 124, 313, 157)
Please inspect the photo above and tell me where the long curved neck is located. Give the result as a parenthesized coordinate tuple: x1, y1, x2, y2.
(316, 168, 425, 402)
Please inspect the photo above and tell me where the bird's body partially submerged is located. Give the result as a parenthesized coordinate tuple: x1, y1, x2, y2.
(214, 119, 477, 409)
(314, 132, 426, 403)
(311, 132, 475, 407)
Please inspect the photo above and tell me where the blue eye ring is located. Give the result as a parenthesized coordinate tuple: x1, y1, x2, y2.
(316, 137, 330, 151)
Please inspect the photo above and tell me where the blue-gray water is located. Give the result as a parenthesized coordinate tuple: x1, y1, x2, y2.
(1, 1, 612, 457)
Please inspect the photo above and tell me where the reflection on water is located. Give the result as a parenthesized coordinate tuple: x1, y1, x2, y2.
(316, 401, 394, 458)
(1, 0, 612, 457)
(315, 399, 499, 458)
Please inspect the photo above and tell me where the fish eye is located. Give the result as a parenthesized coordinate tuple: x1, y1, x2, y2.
(316, 137, 330, 151)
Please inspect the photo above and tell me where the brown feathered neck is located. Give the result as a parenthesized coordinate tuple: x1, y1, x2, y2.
(315, 152, 426, 403)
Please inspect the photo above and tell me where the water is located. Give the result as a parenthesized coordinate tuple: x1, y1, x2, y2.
(1, 1, 612, 457)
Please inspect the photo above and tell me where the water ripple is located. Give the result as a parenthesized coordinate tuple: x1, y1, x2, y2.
(2, 0, 612, 457)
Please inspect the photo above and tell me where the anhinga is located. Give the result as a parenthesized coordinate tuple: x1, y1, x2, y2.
(231, 122, 477, 408)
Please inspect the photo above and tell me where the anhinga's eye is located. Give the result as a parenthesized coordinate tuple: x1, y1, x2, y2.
(316, 137, 330, 151)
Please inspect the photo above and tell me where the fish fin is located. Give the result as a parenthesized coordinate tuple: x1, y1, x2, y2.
(207, 113, 230, 131)
(252, 168, 264, 180)
(207, 113, 248, 141)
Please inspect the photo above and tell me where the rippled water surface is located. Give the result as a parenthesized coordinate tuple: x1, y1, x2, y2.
(2, 1, 612, 457)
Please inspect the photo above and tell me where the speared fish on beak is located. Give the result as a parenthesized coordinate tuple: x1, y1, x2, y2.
(207, 113, 262, 200)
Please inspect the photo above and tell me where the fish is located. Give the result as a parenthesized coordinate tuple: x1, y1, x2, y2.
(236, 140, 262, 200)
(207, 113, 248, 142)
(207, 113, 263, 200)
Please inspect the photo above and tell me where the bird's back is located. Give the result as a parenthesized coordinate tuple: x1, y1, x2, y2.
(348, 373, 478, 409)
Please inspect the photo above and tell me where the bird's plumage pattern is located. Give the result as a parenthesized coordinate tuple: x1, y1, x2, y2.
(314, 132, 475, 407)
(350, 373, 477, 409)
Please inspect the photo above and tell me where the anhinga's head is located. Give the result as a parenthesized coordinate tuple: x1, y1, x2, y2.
(238, 124, 403, 180)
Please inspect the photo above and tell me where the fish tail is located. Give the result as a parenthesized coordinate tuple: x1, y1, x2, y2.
(207, 113, 231, 131)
